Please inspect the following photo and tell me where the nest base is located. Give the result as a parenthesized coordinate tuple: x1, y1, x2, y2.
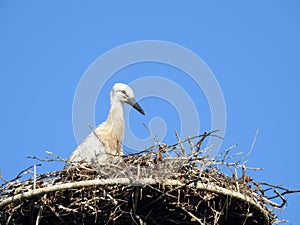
(0, 177, 269, 225)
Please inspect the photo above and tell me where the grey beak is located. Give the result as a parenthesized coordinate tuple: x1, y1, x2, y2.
(127, 98, 145, 115)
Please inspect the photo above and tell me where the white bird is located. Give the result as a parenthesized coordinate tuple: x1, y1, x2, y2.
(65, 83, 145, 168)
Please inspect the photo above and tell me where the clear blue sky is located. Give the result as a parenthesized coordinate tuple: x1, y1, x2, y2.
(0, 1, 299, 223)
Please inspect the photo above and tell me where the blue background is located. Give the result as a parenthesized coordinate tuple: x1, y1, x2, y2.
(0, 1, 299, 223)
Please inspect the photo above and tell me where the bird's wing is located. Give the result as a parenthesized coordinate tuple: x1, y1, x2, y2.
(67, 131, 107, 166)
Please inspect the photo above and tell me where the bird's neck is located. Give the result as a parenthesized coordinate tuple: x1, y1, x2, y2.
(106, 99, 125, 139)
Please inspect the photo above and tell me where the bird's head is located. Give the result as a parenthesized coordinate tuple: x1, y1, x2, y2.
(111, 83, 145, 115)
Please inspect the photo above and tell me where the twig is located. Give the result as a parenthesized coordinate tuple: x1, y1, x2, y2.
(143, 123, 160, 145)
(0, 170, 9, 184)
(274, 189, 287, 208)
(175, 130, 186, 157)
(5, 203, 22, 225)
(247, 129, 259, 157)
(220, 144, 238, 163)
(45, 151, 67, 163)
(180, 207, 205, 225)
(35, 206, 43, 225)
(33, 164, 37, 189)
(10, 164, 41, 182)
(187, 136, 195, 156)
(88, 123, 105, 147)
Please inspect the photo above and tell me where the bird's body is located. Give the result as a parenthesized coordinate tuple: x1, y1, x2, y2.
(66, 83, 145, 168)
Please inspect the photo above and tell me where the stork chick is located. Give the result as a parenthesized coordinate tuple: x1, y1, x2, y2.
(66, 83, 145, 168)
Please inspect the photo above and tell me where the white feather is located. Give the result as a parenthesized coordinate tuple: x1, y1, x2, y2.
(65, 83, 144, 168)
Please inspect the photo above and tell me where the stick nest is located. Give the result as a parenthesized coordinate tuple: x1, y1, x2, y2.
(0, 131, 292, 225)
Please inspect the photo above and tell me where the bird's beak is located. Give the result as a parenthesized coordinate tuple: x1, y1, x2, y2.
(127, 98, 145, 115)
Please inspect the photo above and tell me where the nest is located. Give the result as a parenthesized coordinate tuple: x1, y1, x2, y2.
(0, 131, 293, 225)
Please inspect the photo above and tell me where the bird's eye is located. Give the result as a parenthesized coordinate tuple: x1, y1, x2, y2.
(120, 90, 128, 97)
